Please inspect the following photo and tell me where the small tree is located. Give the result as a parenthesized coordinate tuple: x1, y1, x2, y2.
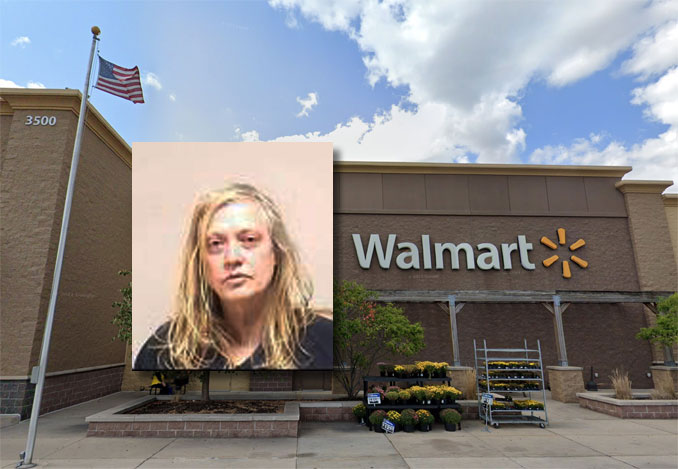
(112, 270, 132, 345)
(637, 293, 678, 363)
(333, 280, 425, 398)
(112, 269, 210, 400)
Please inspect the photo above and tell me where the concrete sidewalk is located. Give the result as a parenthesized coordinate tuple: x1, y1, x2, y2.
(1, 391, 676, 468)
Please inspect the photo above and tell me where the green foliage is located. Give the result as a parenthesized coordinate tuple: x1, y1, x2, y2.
(112, 270, 132, 345)
(637, 294, 678, 348)
(352, 403, 366, 418)
(333, 280, 425, 398)
(440, 408, 462, 424)
(368, 409, 386, 426)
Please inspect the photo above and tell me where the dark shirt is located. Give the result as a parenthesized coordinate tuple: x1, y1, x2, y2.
(134, 316, 333, 371)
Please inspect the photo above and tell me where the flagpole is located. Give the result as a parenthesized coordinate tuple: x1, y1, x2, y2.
(18, 26, 101, 469)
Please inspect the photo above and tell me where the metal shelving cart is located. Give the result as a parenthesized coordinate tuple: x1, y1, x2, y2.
(474, 339, 549, 428)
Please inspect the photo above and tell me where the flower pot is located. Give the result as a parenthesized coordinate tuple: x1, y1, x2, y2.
(403, 424, 415, 433)
(419, 423, 431, 432)
(356, 417, 365, 425)
(374, 426, 384, 433)
(444, 422, 457, 432)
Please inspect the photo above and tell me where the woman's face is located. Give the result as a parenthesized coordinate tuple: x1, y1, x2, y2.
(204, 200, 276, 307)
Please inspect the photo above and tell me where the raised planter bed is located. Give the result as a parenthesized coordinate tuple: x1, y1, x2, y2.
(86, 396, 299, 438)
(577, 392, 678, 419)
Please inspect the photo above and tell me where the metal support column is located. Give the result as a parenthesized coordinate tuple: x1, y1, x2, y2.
(447, 295, 465, 366)
(542, 296, 570, 367)
(553, 295, 569, 366)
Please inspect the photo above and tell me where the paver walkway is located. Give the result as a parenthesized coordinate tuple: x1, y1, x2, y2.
(1, 391, 676, 468)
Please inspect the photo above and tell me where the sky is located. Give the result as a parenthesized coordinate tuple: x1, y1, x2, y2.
(1, 0, 677, 192)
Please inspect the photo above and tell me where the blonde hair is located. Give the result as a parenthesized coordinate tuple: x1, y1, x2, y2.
(164, 182, 314, 369)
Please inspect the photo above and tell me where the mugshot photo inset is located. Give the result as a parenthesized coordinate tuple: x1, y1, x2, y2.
(132, 142, 333, 371)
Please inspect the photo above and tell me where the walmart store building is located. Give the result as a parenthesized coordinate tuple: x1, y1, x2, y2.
(1, 88, 677, 417)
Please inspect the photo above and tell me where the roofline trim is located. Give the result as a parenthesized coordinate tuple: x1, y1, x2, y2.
(334, 161, 632, 178)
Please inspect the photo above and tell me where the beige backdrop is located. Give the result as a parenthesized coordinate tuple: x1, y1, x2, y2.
(131, 142, 333, 364)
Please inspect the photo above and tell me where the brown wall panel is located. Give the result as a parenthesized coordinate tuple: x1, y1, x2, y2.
(1, 109, 77, 376)
(508, 176, 549, 213)
(47, 124, 130, 372)
(383, 174, 426, 209)
(334, 173, 382, 211)
(584, 178, 627, 215)
(624, 192, 678, 291)
(546, 176, 588, 214)
(424, 174, 470, 212)
(453, 303, 653, 388)
(468, 175, 511, 214)
(562, 303, 653, 388)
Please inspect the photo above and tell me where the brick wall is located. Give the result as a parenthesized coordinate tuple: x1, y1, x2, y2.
(0, 380, 35, 419)
(249, 371, 293, 391)
(87, 420, 298, 438)
(0, 365, 123, 419)
(578, 395, 678, 419)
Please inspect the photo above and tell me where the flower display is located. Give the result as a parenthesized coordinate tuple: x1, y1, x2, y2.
(386, 410, 401, 425)
(415, 409, 434, 424)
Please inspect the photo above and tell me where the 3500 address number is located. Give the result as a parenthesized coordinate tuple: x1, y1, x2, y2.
(25, 115, 57, 126)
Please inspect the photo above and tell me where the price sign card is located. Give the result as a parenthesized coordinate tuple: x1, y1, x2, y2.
(382, 419, 395, 433)
(481, 393, 494, 405)
(367, 393, 382, 405)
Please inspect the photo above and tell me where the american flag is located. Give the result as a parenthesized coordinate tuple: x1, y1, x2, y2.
(94, 56, 144, 103)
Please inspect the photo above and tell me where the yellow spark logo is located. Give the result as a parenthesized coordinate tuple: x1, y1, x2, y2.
(540, 228, 588, 279)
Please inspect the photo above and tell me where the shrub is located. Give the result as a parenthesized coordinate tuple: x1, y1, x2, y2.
(609, 368, 632, 400)
(333, 281, 425, 398)
(400, 409, 419, 425)
(368, 410, 387, 426)
(352, 403, 366, 418)
(440, 408, 462, 424)
(385, 385, 400, 393)
(415, 409, 434, 425)
(637, 293, 678, 364)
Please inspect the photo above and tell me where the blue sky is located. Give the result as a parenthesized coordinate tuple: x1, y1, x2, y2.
(2, 0, 677, 191)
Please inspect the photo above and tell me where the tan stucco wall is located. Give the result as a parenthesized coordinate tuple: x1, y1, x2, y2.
(0, 89, 130, 376)
(664, 195, 678, 273)
(617, 182, 678, 292)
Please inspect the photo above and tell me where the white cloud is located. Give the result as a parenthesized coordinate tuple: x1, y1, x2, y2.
(296, 91, 318, 117)
(0, 78, 45, 89)
(270, 1, 678, 166)
(631, 67, 678, 126)
(241, 130, 260, 142)
(285, 11, 299, 29)
(0, 78, 21, 88)
(268, 1, 678, 191)
(621, 20, 678, 81)
(11, 36, 30, 47)
(169, 93, 176, 102)
(530, 63, 678, 191)
(142, 72, 162, 90)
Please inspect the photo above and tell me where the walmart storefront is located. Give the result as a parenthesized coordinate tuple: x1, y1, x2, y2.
(334, 162, 677, 396)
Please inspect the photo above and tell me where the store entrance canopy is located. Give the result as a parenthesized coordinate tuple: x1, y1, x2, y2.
(374, 290, 674, 366)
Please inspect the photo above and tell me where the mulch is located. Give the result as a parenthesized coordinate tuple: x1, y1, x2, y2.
(126, 400, 286, 414)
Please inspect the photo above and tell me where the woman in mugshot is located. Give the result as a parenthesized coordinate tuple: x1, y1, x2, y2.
(134, 182, 332, 370)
